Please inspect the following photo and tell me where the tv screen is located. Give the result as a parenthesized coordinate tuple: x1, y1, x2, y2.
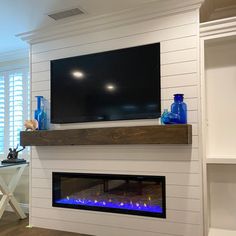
(51, 43, 161, 124)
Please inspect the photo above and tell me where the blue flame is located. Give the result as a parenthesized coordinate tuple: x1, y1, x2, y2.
(56, 197, 163, 214)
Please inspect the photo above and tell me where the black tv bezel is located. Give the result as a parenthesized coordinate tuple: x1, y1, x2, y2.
(50, 43, 161, 124)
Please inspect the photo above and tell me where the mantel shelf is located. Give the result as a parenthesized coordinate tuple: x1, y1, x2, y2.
(20, 124, 192, 146)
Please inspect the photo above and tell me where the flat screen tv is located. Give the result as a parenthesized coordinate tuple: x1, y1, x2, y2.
(51, 43, 161, 124)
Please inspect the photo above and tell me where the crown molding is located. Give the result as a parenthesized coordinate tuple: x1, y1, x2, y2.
(200, 0, 236, 23)
(200, 16, 236, 38)
(17, 0, 204, 44)
(0, 48, 29, 63)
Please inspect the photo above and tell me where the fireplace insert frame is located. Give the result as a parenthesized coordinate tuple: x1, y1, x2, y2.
(52, 172, 166, 218)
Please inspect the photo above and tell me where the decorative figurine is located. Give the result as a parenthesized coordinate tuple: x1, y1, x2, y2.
(2, 145, 26, 164)
(24, 119, 38, 131)
(7, 145, 25, 160)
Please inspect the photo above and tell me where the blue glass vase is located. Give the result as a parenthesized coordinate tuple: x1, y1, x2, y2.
(161, 109, 169, 124)
(171, 94, 187, 124)
(34, 96, 47, 130)
(161, 109, 180, 125)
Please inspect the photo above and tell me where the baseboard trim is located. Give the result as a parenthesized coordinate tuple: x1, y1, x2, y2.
(6, 203, 29, 214)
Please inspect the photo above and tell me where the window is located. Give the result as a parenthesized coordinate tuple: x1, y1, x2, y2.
(0, 68, 29, 158)
(0, 76, 4, 155)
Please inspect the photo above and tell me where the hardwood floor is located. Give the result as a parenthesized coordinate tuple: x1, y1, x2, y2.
(0, 212, 90, 236)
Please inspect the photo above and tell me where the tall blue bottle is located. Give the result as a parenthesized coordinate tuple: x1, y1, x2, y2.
(34, 96, 47, 130)
(171, 94, 187, 124)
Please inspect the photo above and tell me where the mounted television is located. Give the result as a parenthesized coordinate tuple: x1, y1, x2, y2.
(51, 43, 161, 124)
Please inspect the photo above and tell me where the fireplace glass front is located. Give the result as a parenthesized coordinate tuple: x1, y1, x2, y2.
(53, 172, 166, 218)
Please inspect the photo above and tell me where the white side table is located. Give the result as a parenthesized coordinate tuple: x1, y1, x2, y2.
(0, 163, 28, 219)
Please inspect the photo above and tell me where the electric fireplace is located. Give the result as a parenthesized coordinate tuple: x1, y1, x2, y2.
(52, 172, 166, 218)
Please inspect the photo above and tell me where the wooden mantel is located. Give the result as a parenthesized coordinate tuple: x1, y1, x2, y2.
(20, 124, 192, 146)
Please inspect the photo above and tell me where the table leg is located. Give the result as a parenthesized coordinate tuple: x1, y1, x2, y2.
(0, 165, 27, 219)
(0, 195, 9, 219)
(9, 195, 26, 219)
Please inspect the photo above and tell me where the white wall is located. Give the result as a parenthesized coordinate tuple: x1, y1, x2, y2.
(205, 38, 236, 158)
(208, 164, 236, 231)
(205, 37, 236, 230)
(30, 9, 203, 236)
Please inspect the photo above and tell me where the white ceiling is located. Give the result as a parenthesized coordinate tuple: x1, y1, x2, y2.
(0, 0, 158, 54)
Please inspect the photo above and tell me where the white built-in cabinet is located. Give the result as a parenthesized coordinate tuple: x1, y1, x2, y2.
(200, 17, 236, 236)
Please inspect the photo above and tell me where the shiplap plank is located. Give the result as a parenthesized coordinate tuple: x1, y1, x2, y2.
(166, 185, 200, 199)
(161, 48, 196, 65)
(32, 71, 49, 83)
(162, 85, 198, 99)
(161, 73, 197, 87)
(32, 10, 197, 54)
(31, 159, 200, 174)
(167, 197, 200, 212)
(31, 145, 199, 161)
(32, 80, 50, 92)
(32, 62, 50, 73)
(161, 61, 197, 77)
(31, 207, 200, 236)
(161, 36, 197, 53)
(32, 216, 184, 236)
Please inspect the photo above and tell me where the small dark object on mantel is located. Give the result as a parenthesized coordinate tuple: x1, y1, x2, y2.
(1, 145, 26, 164)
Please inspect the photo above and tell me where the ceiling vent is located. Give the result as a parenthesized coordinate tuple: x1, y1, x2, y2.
(48, 8, 85, 21)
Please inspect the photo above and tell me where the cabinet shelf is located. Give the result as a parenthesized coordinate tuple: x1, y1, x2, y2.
(20, 124, 192, 146)
(209, 228, 236, 236)
(206, 157, 236, 164)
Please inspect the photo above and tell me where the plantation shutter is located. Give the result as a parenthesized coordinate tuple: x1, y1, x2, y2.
(9, 73, 24, 148)
(0, 69, 29, 158)
(0, 75, 4, 155)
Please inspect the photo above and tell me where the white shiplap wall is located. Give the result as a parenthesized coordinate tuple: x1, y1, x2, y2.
(30, 8, 203, 236)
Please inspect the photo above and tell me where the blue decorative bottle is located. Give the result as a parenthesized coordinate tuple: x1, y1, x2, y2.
(171, 94, 187, 124)
(161, 109, 169, 124)
(34, 96, 47, 130)
(161, 109, 181, 124)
